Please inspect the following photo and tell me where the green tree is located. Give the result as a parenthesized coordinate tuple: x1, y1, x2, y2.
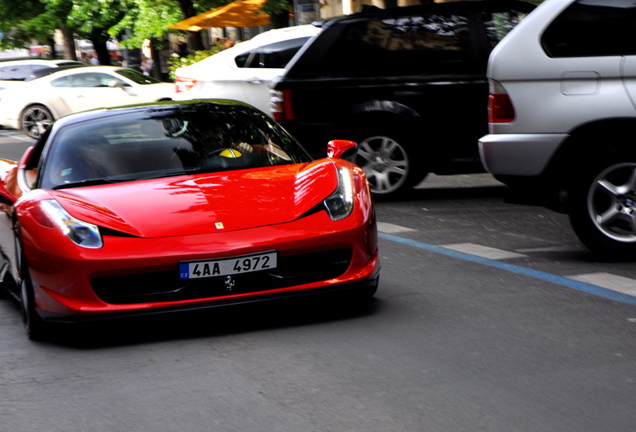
(67, 0, 128, 64)
(0, 0, 58, 55)
(260, 0, 291, 29)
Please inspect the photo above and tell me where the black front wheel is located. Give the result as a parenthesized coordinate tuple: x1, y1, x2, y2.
(20, 277, 46, 341)
(569, 160, 636, 257)
(16, 230, 47, 340)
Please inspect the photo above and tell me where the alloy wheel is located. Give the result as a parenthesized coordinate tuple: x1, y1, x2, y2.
(587, 162, 636, 244)
(355, 135, 409, 195)
(22, 106, 53, 139)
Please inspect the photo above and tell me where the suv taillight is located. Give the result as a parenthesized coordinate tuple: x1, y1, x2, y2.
(175, 77, 197, 93)
(488, 80, 515, 123)
(269, 89, 295, 122)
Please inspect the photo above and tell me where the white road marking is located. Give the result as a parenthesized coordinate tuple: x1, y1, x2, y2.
(377, 222, 417, 234)
(515, 246, 582, 253)
(379, 226, 636, 301)
(439, 243, 527, 260)
(567, 273, 636, 297)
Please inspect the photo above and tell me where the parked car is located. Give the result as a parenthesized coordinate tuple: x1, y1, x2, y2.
(0, 66, 176, 139)
(174, 25, 320, 114)
(270, 1, 535, 197)
(479, 0, 636, 256)
(0, 100, 379, 340)
(0, 58, 83, 91)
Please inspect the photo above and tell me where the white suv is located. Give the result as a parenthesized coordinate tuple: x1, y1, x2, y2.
(174, 25, 320, 114)
(479, 0, 636, 256)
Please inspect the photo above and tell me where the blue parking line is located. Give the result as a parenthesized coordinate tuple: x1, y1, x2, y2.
(0, 131, 31, 143)
(379, 232, 636, 306)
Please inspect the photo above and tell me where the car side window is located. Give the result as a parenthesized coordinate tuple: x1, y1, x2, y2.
(257, 37, 310, 69)
(74, 73, 115, 87)
(483, 10, 530, 51)
(316, 13, 473, 76)
(234, 38, 309, 69)
(51, 76, 72, 87)
(52, 73, 125, 88)
(0, 65, 32, 81)
(542, 0, 636, 58)
(235, 52, 254, 68)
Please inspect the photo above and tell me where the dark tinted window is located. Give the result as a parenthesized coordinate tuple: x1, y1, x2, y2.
(317, 13, 472, 76)
(258, 37, 310, 68)
(116, 68, 161, 84)
(235, 52, 253, 67)
(235, 37, 310, 69)
(483, 10, 530, 50)
(40, 103, 312, 190)
(542, 0, 636, 57)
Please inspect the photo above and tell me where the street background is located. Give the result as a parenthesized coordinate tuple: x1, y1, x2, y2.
(0, 129, 634, 431)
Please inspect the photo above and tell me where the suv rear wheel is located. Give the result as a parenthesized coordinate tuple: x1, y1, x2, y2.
(569, 159, 636, 256)
(354, 129, 425, 197)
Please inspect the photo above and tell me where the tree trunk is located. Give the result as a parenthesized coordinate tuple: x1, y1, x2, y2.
(90, 37, 111, 66)
(187, 31, 205, 52)
(177, 0, 205, 51)
(149, 39, 161, 80)
(270, 11, 290, 29)
(47, 36, 57, 59)
(60, 26, 77, 61)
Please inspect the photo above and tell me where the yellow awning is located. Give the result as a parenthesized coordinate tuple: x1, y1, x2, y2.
(168, 0, 271, 31)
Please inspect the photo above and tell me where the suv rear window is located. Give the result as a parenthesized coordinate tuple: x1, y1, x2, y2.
(235, 37, 311, 69)
(542, 0, 636, 58)
(316, 13, 473, 76)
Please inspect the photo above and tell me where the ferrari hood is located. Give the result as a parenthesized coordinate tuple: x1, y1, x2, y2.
(50, 160, 338, 238)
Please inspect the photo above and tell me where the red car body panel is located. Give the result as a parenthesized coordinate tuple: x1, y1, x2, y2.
(47, 160, 338, 237)
(11, 158, 378, 320)
(0, 102, 378, 333)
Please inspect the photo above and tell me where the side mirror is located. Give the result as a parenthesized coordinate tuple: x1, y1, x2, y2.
(12, 146, 35, 198)
(108, 80, 125, 89)
(327, 140, 358, 161)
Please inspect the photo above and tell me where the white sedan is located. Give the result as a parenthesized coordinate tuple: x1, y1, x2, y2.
(174, 25, 320, 114)
(0, 66, 175, 138)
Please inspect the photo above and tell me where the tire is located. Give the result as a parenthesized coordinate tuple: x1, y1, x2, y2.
(15, 227, 46, 340)
(20, 277, 46, 341)
(569, 160, 636, 257)
(353, 129, 426, 197)
(21, 105, 53, 140)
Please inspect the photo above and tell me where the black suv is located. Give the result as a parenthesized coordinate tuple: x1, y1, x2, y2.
(270, 1, 534, 196)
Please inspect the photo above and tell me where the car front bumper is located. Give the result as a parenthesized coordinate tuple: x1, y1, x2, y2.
(23, 208, 379, 321)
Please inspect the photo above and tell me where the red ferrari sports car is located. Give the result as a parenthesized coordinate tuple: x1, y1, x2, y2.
(0, 100, 379, 340)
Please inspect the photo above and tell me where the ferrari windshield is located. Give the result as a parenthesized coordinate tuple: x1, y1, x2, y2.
(39, 102, 313, 190)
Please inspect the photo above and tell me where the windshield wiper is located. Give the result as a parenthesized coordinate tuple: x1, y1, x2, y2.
(134, 168, 200, 181)
(51, 178, 127, 190)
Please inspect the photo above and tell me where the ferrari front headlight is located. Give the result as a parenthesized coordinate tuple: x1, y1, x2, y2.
(41, 200, 103, 249)
(324, 167, 354, 221)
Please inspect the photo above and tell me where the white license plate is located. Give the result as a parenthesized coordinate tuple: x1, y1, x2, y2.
(179, 251, 277, 280)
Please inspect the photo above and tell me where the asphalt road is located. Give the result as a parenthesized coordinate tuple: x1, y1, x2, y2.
(0, 129, 634, 431)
